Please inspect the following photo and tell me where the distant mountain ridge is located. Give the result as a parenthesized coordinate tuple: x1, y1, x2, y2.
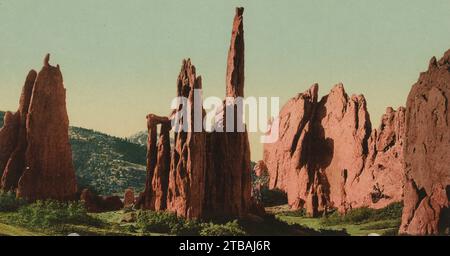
(127, 130, 147, 146)
(128, 130, 176, 148)
(0, 110, 146, 195)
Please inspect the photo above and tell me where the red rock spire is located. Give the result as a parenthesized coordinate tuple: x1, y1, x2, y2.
(226, 7, 245, 98)
(0, 54, 77, 200)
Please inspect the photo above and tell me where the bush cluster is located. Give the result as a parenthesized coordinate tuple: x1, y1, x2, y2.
(321, 202, 403, 226)
(15, 200, 101, 228)
(0, 191, 27, 212)
(136, 211, 247, 236)
(199, 220, 247, 236)
(260, 188, 288, 207)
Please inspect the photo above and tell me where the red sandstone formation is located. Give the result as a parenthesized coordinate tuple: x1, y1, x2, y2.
(205, 7, 252, 218)
(0, 55, 77, 200)
(166, 59, 207, 218)
(80, 189, 123, 213)
(400, 50, 450, 235)
(139, 8, 252, 220)
(264, 83, 406, 216)
(263, 84, 318, 211)
(137, 114, 171, 211)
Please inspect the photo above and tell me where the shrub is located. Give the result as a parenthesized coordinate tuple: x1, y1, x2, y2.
(260, 188, 287, 207)
(16, 200, 101, 228)
(171, 220, 202, 236)
(381, 228, 399, 236)
(199, 220, 247, 236)
(136, 211, 182, 234)
(136, 211, 247, 236)
(0, 191, 27, 212)
(279, 209, 306, 217)
(371, 202, 403, 220)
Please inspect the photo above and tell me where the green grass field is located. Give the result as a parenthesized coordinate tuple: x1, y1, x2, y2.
(267, 204, 401, 236)
(0, 194, 401, 237)
(0, 210, 167, 236)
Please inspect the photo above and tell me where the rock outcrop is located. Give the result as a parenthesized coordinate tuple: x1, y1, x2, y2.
(0, 55, 77, 200)
(80, 189, 123, 213)
(350, 107, 405, 209)
(399, 50, 450, 235)
(263, 84, 319, 211)
(264, 83, 406, 216)
(253, 160, 269, 178)
(139, 8, 252, 220)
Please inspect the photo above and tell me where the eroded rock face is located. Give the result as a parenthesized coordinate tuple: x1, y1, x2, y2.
(0, 112, 20, 181)
(349, 107, 405, 209)
(0, 55, 77, 200)
(400, 50, 450, 235)
(264, 83, 406, 216)
(1, 71, 37, 190)
(263, 84, 318, 210)
(139, 8, 252, 220)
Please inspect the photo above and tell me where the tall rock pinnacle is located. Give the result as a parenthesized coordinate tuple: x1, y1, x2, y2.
(206, 6, 252, 218)
(0, 54, 77, 201)
(139, 8, 253, 220)
(226, 7, 245, 98)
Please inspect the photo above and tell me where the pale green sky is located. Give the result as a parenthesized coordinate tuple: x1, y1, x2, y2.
(1, 0, 449, 160)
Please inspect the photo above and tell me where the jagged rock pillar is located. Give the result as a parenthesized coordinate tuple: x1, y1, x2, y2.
(138, 114, 171, 211)
(166, 59, 207, 219)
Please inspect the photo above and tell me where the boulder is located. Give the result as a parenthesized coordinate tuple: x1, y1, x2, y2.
(123, 188, 135, 208)
(80, 189, 123, 213)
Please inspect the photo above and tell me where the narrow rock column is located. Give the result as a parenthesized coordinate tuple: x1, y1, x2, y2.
(206, 7, 252, 218)
(152, 121, 171, 210)
(139, 114, 171, 210)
